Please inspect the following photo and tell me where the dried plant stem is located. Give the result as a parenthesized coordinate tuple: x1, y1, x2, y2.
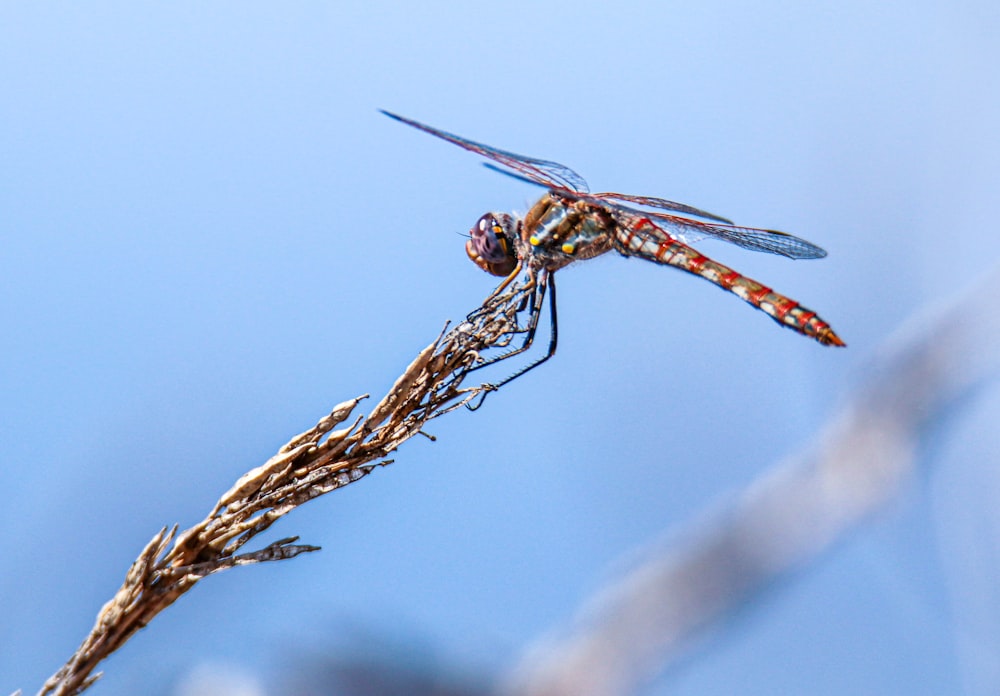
(37, 283, 534, 696)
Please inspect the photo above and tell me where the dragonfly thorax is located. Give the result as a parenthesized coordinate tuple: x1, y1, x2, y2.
(521, 192, 616, 272)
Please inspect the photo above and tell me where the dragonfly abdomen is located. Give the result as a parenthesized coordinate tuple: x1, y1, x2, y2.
(615, 227, 845, 347)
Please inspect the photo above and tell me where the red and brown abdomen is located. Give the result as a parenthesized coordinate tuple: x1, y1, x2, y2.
(615, 226, 845, 347)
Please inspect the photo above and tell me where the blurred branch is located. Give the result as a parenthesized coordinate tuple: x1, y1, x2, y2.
(36, 283, 534, 696)
(503, 265, 1000, 696)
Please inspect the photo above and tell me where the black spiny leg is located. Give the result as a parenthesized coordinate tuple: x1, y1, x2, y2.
(467, 273, 559, 410)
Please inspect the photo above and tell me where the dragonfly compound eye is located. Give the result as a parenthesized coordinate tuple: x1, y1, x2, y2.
(466, 213, 517, 277)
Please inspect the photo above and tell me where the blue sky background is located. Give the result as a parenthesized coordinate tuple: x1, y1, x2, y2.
(2, 2, 998, 694)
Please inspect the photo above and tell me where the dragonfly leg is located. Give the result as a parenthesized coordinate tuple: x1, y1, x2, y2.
(465, 261, 532, 325)
(466, 274, 534, 327)
(488, 272, 558, 388)
(466, 278, 545, 375)
(466, 273, 558, 410)
(485, 260, 525, 302)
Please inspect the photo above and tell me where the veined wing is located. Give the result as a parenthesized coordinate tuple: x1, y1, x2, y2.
(477, 170, 736, 228)
(618, 206, 827, 260)
(381, 110, 590, 193)
(589, 191, 733, 224)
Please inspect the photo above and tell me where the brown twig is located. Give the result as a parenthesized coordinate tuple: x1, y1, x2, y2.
(37, 282, 534, 696)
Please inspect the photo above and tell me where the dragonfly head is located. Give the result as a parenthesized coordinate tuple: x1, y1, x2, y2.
(466, 212, 519, 277)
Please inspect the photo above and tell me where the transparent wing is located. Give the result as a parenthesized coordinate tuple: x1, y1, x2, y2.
(589, 191, 733, 224)
(381, 110, 590, 193)
(383, 110, 826, 260)
(616, 206, 827, 259)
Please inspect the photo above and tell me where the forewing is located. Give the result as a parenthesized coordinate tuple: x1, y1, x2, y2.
(590, 191, 733, 224)
(381, 110, 589, 193)
(383, 110, 826, 260)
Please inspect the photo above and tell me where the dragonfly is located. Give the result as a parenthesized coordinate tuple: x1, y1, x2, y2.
(383, 110, 845, 393)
